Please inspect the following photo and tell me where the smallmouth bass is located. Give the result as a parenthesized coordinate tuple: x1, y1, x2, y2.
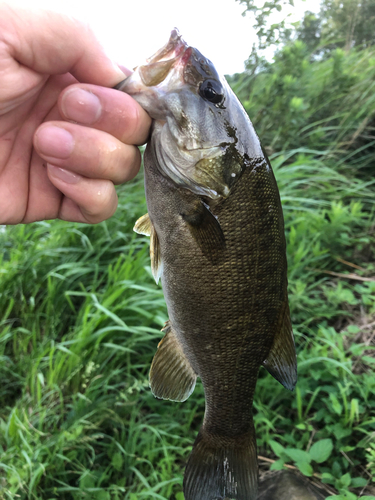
(116, 30, 297, 500)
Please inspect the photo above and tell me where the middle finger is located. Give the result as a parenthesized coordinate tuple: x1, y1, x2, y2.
(34, 122, 141, 184)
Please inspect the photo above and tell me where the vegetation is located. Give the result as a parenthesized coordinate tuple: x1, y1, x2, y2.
(1, 2, 375, 499)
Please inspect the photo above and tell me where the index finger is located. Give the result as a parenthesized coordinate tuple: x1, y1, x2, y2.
(58, 84, 152, 146)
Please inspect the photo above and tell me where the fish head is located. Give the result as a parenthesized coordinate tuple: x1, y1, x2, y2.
(119, 29, 263, 199)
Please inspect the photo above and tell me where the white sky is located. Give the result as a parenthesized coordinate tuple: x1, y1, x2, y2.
(8, 0, 321, 75)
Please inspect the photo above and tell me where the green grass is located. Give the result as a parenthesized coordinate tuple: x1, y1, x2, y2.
(1, 157, 374, 499)
(1, 44, 375, 500)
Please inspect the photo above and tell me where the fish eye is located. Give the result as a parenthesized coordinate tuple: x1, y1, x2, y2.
(199, 80, 224, 105)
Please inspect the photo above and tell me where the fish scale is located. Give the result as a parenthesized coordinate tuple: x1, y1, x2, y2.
(117, 29, 297, 500)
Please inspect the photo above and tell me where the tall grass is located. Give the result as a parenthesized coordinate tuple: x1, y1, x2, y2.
(1, 44, 375, 499)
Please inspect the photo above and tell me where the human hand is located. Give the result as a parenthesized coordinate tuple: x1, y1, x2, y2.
(0, 4, 151, 225)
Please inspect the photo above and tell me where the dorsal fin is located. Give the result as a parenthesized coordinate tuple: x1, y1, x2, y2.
(262, 302, 297, 391)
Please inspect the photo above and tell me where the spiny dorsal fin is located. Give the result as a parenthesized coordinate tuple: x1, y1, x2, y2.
(181, 201, 225, 264)
(262, 302, 297, 391)
(133, 213, 152, 236)
(150, 225, 162, 283)
(149, 321, 197, 402)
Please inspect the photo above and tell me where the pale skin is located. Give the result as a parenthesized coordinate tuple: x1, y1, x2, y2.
(0, 4, 152, 225)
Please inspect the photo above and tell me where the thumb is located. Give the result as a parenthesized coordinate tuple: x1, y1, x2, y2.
(0, 4, 126, 90)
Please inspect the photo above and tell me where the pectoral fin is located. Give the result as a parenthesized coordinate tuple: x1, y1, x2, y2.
(134, 213, 152, 236)
(149, 322, 197, 402)
(262, 303, 297, 391)
(150, 225, 162, 284)
(181, 201, 225, 263)
(134, 214, 162, 283)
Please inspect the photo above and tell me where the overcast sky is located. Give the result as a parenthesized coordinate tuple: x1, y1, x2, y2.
(8, 0, 321, 75)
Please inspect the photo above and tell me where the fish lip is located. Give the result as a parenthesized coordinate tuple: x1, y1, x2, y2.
(147, 28, 189, 65)
(135, 29, 193, 88)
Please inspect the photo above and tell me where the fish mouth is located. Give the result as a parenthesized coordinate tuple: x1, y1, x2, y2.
(147, 29, 188, 66)
(138, 29, 192, 87)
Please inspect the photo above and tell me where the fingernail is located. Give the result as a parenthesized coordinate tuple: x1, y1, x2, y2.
(108, 59, 128, 80)
(117, 64, 132, 77)
(61, 88, 102, 124)
(36, 126, 74, 159)
(47, 164, 81, 184)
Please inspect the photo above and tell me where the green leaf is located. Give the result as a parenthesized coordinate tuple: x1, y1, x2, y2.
(332, 460, 342, 477)
(350, 477, 367, 488)
(296, 461, 314, 476)
(321, 472, 335, 485)
(7, 409, 17, 439)
(329, 394, 343, 415)
(270, 458, 285, 471)
(284, 448, 311, 463)
(347, 324, 360, 333)
(269, 439, 285, 457)
(343, 493, 357, 500)
(95, 492, 110, 500)
(309, 439, 334, 463)
(325, 496, 357, 500)
(339, 472, 351, 487)
(332, 424, 352, 440)
(111, 452, 124, 471)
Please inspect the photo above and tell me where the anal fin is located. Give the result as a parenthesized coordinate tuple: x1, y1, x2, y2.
(262, 302, 297, 391)
(149, 322, 197, 402)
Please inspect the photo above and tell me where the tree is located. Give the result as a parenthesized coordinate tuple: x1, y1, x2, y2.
(237, 0, 375, 54)
(236, 0, 295, 49)
(319, 0, 375, 50)
(295, 11, 322, 52)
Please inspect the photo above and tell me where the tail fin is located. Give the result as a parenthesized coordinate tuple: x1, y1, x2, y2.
(183, 425, 258, 500)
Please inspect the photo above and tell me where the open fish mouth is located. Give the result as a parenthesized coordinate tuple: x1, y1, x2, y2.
(146, 28, 188, 66)
(138, 29, 192, 88)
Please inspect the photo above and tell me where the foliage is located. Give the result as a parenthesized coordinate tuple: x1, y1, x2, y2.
(1, 13, 375, 500)
(225, 18, 375, 497)
(228, 43, 375, 179)
(0, 146, 374, 498)
(236, 0, 295, 49)
(318, 0, 375, 51)
(236, 0, 375, 68)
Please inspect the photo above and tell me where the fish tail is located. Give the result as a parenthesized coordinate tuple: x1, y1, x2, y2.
(183, 423, 258, 500)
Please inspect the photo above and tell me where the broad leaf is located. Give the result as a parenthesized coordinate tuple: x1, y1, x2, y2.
(309, 439, 333, 463)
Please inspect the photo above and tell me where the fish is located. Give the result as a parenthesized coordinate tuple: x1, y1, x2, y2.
(116, 29, 297, 500)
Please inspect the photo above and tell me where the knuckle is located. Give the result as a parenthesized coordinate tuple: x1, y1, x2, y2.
(99, 143, 139, 184)
(82, 182, 116, 222)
